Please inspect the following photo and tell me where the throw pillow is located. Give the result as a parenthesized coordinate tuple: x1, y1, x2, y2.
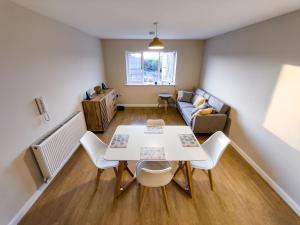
(177, 91, 193, 103)
(192, 95, 205, 107)
(191, 107, 214, 119)
(200, 107, 214, 115)
(191, 102, 210, 116)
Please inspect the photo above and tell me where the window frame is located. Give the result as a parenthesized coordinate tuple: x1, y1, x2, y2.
(125, 50, 177, 86)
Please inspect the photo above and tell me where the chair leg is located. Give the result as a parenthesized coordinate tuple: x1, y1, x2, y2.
(208, 170, 213, 191)
(161, 186, 170, 213)
(164, 100, 168, 113)
(96, 169, 103, 190)
(113, 167, 118, 176)
(139, 186, 147, 211)
(202, 169, 208, 175)
(191, 168, 195, 176)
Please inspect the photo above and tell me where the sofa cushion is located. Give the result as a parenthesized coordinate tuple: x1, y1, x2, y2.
(181, 107, 194, 125)
(194, 88, 206, 96)
(177, 101, 194, 109)
(191, 94, 199, 104)
(204, 92, 211, 100)
(208, 95, 229, 114)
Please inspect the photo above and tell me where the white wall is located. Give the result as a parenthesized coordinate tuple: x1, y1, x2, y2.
(201, 10, 300, 213)
(0, 1, 106, 224)
(102, 39, 203, 105)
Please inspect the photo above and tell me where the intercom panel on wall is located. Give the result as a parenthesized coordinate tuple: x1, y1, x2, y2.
(35, 97, 50, 121)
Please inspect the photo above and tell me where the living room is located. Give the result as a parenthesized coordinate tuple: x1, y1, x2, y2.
(0, 1, 300, 225)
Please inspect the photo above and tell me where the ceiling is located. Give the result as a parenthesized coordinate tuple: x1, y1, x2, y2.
(11, 0, 300, 39)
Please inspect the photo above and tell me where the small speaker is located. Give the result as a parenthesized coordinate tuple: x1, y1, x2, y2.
(117, 106, 125, 111)
(102, 83, 108, 90)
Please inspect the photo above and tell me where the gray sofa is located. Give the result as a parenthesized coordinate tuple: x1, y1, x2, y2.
(177, 88, 230, 133)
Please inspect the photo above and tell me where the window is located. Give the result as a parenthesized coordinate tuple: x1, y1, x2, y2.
(126, 51, 177, 85)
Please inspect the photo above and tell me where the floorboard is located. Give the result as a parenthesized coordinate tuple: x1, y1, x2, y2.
(20, 107, 300, 225)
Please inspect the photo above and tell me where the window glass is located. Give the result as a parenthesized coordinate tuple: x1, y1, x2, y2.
(160, 52, 176, 84)
(143, 51, 159, 84)
(126, 52, 142, 84)
(126, 51, 177, 85)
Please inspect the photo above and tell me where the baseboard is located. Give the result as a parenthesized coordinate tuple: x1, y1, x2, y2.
(8, 183, 47, 225)
(231, 141, 300, 217)
(117, 103, 158, 107)
(10, 139, 299, 225)
(7, 143, 80, 225)
(117, 103, 176, 108)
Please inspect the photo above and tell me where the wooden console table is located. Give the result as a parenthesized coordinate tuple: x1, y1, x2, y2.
(82, 89, 117, 132)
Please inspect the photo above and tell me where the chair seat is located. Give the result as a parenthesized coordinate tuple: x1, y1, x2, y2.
(190, 158, 214, 170)
(136, 161, 173, 187)
(136, 161, 170, 171)
(146, 119, 165, 127)
(97, 159, 119, 169)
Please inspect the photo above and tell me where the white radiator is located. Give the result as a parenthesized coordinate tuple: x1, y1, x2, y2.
(32, 112, 86, 181)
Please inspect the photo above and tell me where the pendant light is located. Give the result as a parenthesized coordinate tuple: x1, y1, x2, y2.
(148, 22, 164, 50)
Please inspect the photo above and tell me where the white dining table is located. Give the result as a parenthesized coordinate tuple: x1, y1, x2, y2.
(104, 125, 208, 198)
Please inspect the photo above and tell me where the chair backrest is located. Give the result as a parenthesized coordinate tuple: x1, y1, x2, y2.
(202, 131, 231, 167)
(146, 119, 166, 127)
(80, 131, 107, 166)
(136, 161, 173, 187)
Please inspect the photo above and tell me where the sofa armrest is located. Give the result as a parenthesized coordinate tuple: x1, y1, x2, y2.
(192, 113, 227, 133)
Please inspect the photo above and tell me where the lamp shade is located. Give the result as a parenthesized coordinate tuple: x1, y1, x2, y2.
(148, 37, 164, 50)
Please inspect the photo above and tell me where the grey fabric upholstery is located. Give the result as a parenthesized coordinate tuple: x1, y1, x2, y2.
(177, 88, 230, 133)
(181, 107, 194, 125)
(191, 94, 200, 104)
(177, 101, 194, 109)
(208, 95, 229, 114)
(192, 114, 227, 133)
(203, 92, 211, 100)
(194, 88, 211, 100)
(194, 89, 206, 96)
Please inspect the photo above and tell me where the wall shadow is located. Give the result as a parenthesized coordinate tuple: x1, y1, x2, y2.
(8, 147, 44, 192)
(23, 147, 44, 187)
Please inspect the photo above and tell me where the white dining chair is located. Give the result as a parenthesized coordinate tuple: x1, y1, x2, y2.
(146, 119, 166, 127)
(80, 131, 119, 189)
(136, 161, 173, 212)
(191, 131, 231, 191)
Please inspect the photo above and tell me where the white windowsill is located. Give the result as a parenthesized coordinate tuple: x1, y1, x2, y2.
(124, 84, 176, 86)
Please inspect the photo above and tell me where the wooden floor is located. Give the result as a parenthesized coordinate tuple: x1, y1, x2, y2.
(20, 108, 300, 225)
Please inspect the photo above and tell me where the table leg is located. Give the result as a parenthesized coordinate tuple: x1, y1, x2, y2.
(164, 99, 168, 113)
(158, 97, 160, 108)
(114, 161, 136, 198)
(114, 161, 126, 197)
(174, 161, 183, 177)
(185, 161, 193, 195)
(172, 161, 193, 198)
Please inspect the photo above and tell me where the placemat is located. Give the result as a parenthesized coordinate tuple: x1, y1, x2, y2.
(110, 134, 129, 148)
(140, 147, 166, 160)
(179, 134, 200, 147)
(144, 126, 164, 134)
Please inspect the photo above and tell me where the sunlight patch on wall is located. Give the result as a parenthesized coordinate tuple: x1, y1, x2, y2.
(263, 64, 300, 151)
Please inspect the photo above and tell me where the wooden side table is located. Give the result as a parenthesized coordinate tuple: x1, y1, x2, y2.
(158, 93, 173, 113)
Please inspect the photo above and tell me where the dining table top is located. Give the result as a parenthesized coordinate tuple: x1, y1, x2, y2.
(104, 125, 208, 161)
